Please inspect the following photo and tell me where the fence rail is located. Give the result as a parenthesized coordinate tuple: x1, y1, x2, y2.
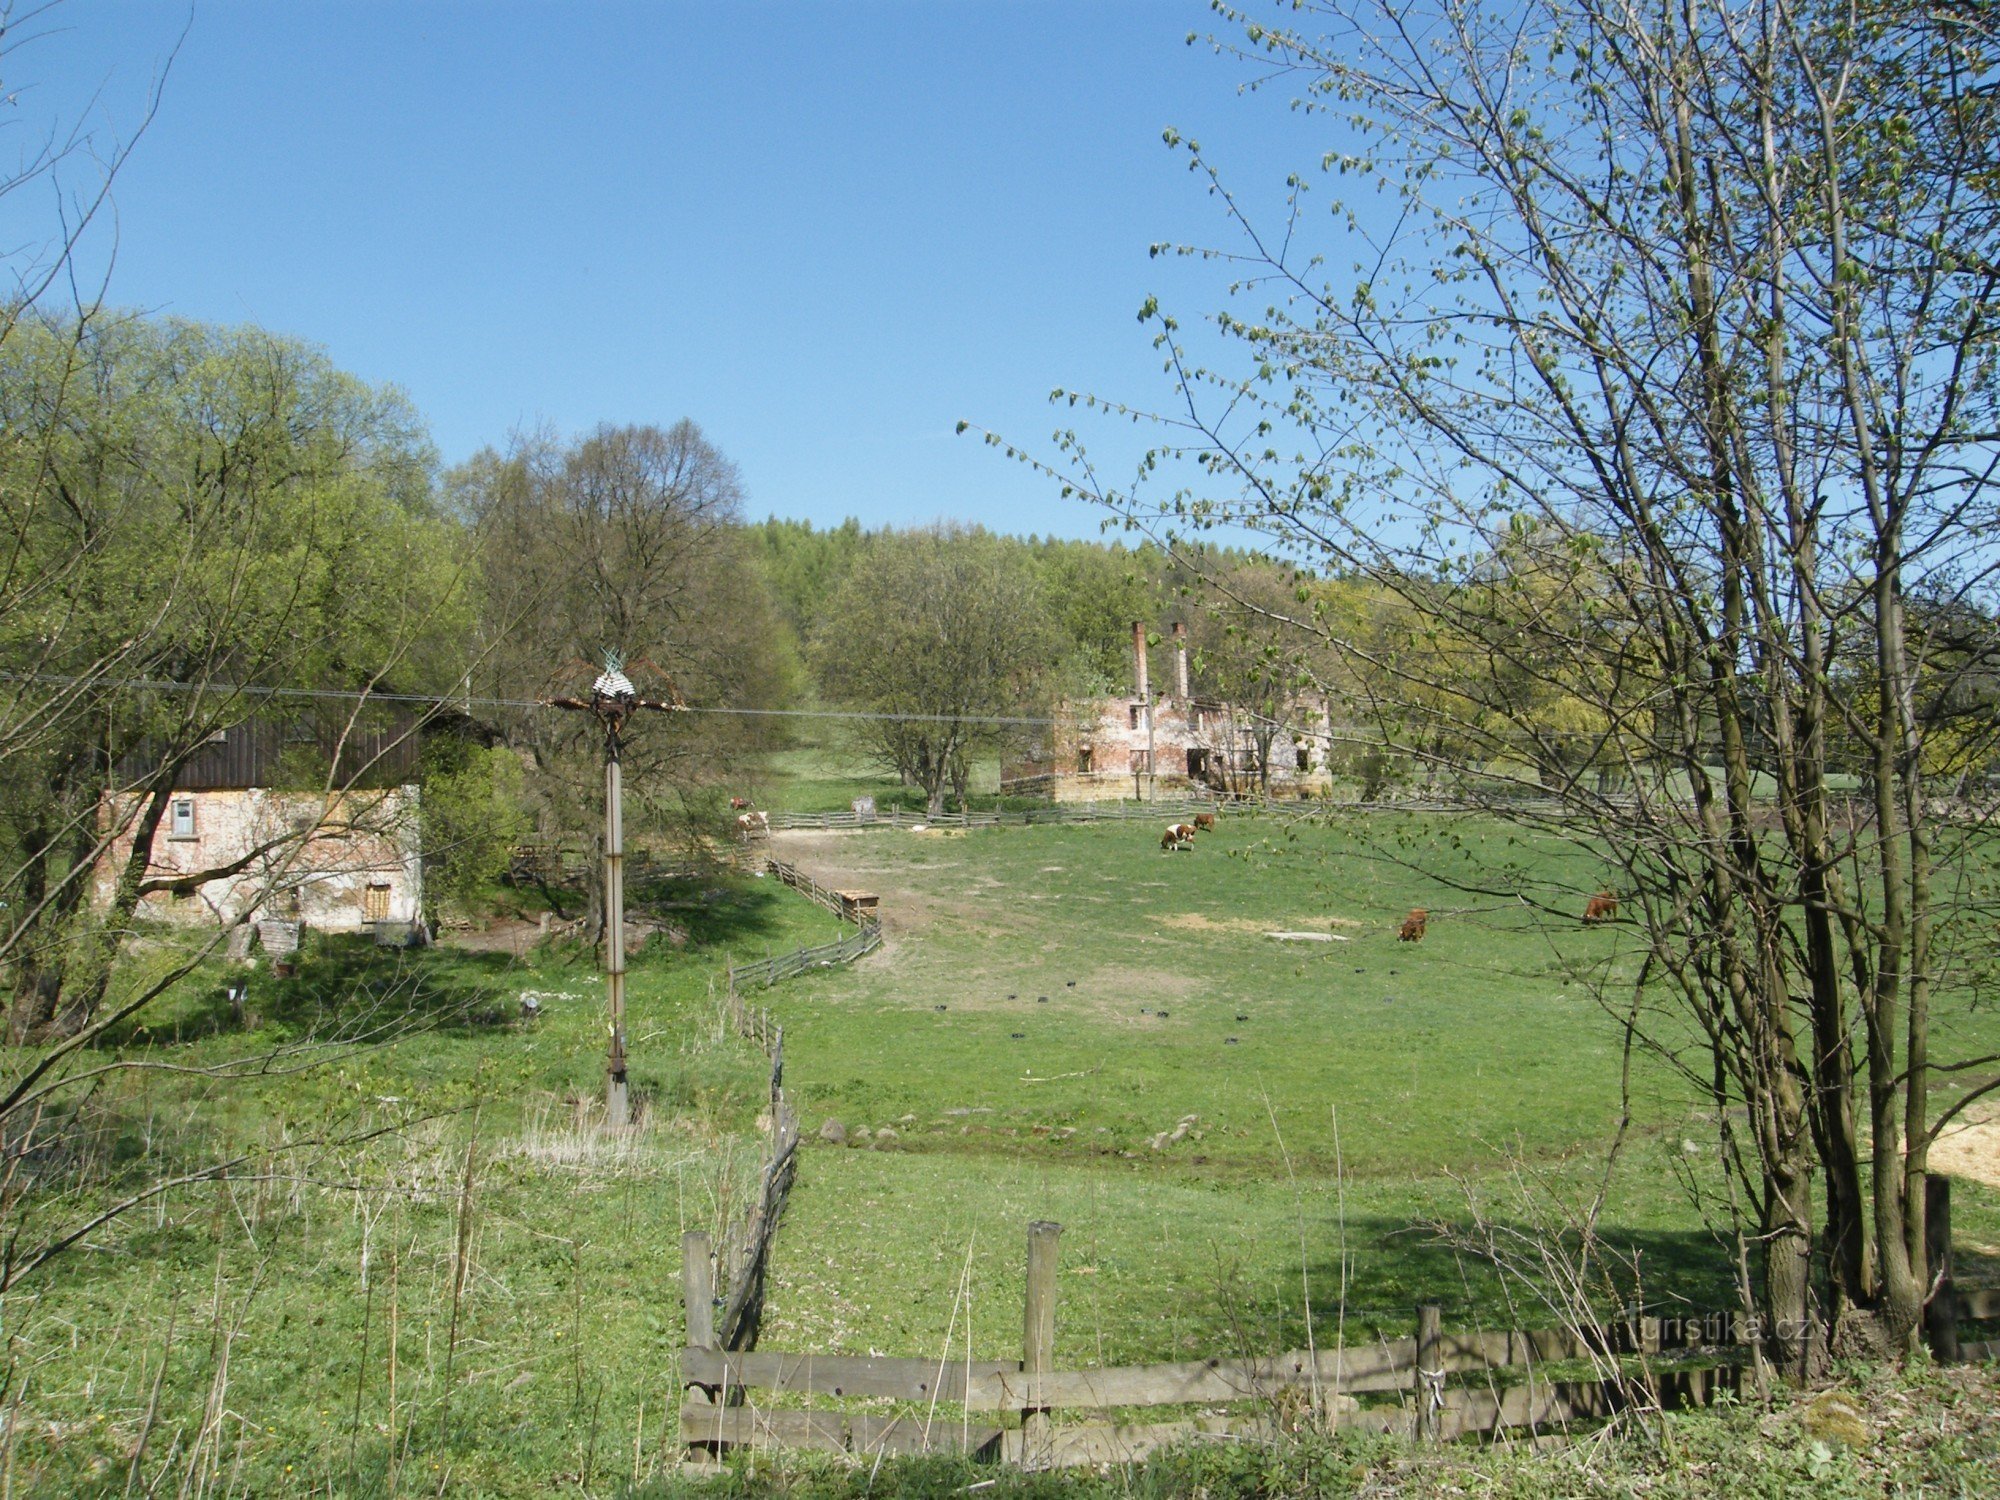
(725, 927, 882, 990)
(723, 858, 885, 991)
(761, 795, 1630, 832)
(678, 1219, 1781, 1468)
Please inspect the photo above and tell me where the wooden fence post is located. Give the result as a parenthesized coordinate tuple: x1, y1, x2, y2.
(1023, 1220, 1061, 1467)
(683, 1230, 717, 1420)
(1925, 1174, 1960, 1362)
(1415, 1302, 1443, 1443)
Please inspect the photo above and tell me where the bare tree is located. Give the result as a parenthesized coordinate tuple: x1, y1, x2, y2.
(457, 421, 792, 925)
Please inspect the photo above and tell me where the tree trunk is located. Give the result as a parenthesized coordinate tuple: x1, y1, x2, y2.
(1764, 1151, 1823, 1376)
(52, 782, 175, 1039)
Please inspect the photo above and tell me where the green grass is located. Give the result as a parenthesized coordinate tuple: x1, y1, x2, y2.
(1, 865, 819, 1497)
(749, 745, 1004, 815)
(746, 813, 2000, 1369)
(11, 804, 2000, 1496)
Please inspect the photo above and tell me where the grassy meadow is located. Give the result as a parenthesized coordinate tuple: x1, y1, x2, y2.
(9, 767, 2000, 1496)
(748, 808, 2000, 1371)
(1, 865, 824, 1497)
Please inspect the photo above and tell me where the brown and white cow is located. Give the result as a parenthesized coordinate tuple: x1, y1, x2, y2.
(729, 796, 751, 811)
(1582, 892, 1619, 925)
(1398, 908, 1428, 942)
(736, 810, 770, 839)
(1161, 823, 1198, 852)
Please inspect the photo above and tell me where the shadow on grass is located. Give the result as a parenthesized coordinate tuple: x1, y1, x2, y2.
(628, 869, 831, 950)
(1185, 1214, 1768, 1352)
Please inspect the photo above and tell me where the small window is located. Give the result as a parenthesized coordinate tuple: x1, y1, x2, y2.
(1132, 750, 1152, 775)
(1128, 705, 1142, 728)
(170, 799, 196, 838)
(1077, 745, 1093, 774)
(1296, 745, 1312, 771)
(364, 884, 392, 922)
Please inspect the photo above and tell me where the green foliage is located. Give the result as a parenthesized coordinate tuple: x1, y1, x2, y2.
(806, 525, 1056, 816)
(419, 738, 532, 919)
(0, 866, 826, 1497)
(1, 311, 472, 1035)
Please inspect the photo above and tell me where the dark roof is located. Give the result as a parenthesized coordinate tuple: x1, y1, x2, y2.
(125, 707, 428, 792)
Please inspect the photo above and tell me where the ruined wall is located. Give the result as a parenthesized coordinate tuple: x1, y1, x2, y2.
(95, 786, 423, 931)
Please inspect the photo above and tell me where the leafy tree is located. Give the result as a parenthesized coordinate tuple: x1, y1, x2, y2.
(0, 312, 469, 1038)
(747, 516, 872, 643)
(808, 525, 1053, 816)
(1030, 537, 1171, 697)
(417, 736, 530, 921)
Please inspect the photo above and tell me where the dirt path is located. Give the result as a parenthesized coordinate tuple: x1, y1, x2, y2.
(768, 829, 951, 939)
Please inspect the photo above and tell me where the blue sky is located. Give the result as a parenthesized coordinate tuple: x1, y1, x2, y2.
(5, 2, 1342, 540)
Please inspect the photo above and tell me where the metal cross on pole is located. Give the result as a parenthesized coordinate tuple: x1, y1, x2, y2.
(547, 651, 685, 1129)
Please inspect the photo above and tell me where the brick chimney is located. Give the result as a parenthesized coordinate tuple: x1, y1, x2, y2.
(1172, 622, 1189, 699)
(1132, 621, 1150, 701)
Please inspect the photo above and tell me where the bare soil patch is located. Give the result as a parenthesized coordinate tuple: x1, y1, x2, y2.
(1158, 911, 1361, 935)
(1932, 1100, 2000, 1192)
(437, 917, 545, 956)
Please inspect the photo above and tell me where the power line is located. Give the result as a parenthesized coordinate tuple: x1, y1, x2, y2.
(0, 670, 1066, 729)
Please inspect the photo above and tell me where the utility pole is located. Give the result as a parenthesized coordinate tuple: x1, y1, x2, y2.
(548, 652, 684, 1128)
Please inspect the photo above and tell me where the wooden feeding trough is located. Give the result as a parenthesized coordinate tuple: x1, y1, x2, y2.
(835, 889, 879, 922)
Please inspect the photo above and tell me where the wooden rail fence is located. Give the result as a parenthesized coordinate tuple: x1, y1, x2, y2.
(691, 1036, 798, 1356)
(724, 859, 884, 991)
(680, 1219, 1912, 1469)
(703, 854, 892, 1344)
(761, 794, 1635, 833)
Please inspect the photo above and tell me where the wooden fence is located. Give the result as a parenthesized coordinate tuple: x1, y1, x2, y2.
(767, 799, 1229, 832)
(761, 795, 1611, 833)
(675, 1219, 1790, 1468)
(725, 927, 882, 990)
(723, 859, 884, 991)
(702, 853, 894, 1342)
(694, 1029, 798, 1355)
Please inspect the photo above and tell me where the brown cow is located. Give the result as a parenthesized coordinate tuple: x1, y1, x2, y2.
(1161, 823, 1197, 852)
(1398, 908, 1428, 942)
(729, 796, 751, 811)
(1582, 892, 1619, 925)
(1192, 812, 1216, 832)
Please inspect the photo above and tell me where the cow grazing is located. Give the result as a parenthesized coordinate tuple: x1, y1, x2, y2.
(736, 810, 770, 839)
(1161, 823, 1197, 852)
(1398, 908, 1428, 942)
(1192, 812, 1216, 832)
(1583, 892, 1619, 925)
(729, 796, 751, 811)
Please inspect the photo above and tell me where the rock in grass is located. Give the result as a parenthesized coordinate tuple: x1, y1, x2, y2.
(1225, 1037, 1239, 1045)
(1236, 1013, 1248, 1021)
(1010, 1031, 1026, 1039)
(872, 1126, 900, 1150)
(818, 1119, 848, 1147)
(849, 1126, 873, 1146)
